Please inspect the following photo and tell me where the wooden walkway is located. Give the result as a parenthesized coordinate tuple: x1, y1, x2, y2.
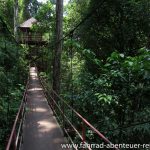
(21, 67, 68, 150)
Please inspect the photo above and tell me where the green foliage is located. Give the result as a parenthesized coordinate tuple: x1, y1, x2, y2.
(0, 17, 28, 149)
(33, 1, 54, 34)
(64, 0, 90, 32)
(22, 0, 150, 145)
(0, 0, 14, 31)
(72, 0, 150, 74)
(56, 24, 150, 143)
(73, 48, 149, 143)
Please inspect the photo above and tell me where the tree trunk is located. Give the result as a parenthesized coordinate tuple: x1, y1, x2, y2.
(53, 0, 63, 99)
(14, 0, 18, 40)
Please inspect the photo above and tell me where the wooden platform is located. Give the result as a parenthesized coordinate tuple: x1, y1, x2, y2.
(21, 67, 68, 150)
(18, 40, 47, 45)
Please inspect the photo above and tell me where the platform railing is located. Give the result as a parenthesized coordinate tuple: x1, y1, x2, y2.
(6, 76, 30, 150)
(21, 35, 42, 42)
(39, 76, 119, 150)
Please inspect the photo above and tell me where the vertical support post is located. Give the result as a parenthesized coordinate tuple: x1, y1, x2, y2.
(62, 101, 65, 130)
(13, 129, 17, 150)
(24, 96, 27, 103)
(70, 31, 74, 124)
(82, 120, 86, 143)
(51, 92, 55, 111)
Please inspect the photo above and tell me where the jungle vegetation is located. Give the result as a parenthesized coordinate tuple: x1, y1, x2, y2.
(0, 0, 150, 149)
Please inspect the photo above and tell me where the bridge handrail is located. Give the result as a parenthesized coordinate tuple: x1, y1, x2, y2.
(6, 75, 30, 150)
(39, 76, 119, 150)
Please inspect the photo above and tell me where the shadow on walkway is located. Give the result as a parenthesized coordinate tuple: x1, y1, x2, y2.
(21, 67, 69, 150)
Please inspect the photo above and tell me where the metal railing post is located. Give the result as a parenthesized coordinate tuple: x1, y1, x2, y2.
(13, 129, 17, 150)
(52, 92, 55, 111)
(82, 120, 86, 143)
(62, 101, 65, 130)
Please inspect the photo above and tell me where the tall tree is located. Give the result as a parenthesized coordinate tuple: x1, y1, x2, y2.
(14, 0, 18, 38)
(53, 0, 63, 97)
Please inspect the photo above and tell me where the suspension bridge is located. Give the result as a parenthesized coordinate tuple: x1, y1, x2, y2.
(5, 66, 118, 150)
(4, 1, 119, 149)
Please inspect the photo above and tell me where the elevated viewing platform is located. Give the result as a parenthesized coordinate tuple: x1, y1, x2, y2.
(18, 35, 47, 45)
(18, 17, 47, 45)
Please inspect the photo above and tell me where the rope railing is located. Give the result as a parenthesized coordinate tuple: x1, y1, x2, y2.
(39, 76, 119, 150)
